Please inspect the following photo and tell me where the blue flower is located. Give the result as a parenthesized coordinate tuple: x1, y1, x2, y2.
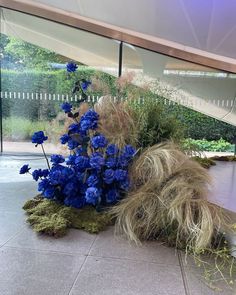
(49, 166, 74, 185)
(91, 135, 108, 149)
(103, 169, 115, 184)
(38, 178, 50, 192)
(66, 155, 76, 165)
(83, 109, 99, 121)
(105, 157, 117, 168)
(63, 181, 78, 198)
(43, 187, 55, 199)
(32, 169, 42, 181)
(68, 123, 80, 133)
(86, 174, 99, 187)
(64, 196, 86, 208)
(80, 119, 93, 131)
(67, 139, 79, 150)
(114, 169, 128, 181)
(76, 147, 87, 156)
(81, 80, 91, 91)
(61, 102, 72, 113)
(50, 154, 65, 165)
(85, 187, 101, 206)
(106, 144, 119, 156)
(60, 134, 70, 144)
(75, 156, 90, 171)
(76, 172, 84, 182)
(19, 164, 30, 174)
(90, 153, 105, 170)
(42, 169, 49, 177)
(106, 189, 119, 203)
(123, 145, 136, 158)
(80, 109, 99, 131)
(66, 62, 78, 72)
(32, 131, 48, 145)
(117, 155, 129, 168)
(32, 169, 49, 181)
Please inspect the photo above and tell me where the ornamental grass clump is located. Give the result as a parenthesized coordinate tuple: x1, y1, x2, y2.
(94, 96, 138, 148)
(112, 142, 232, 250)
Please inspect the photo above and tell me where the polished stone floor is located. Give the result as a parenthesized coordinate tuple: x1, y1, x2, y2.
(0, 155, 235, 295)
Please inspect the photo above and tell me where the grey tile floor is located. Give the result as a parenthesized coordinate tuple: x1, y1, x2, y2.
(0, 156, 235, 295)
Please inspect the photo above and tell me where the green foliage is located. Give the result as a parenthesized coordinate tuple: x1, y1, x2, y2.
(23, 196, 113, 237)
(131, 99, 184, 148)
(3, 36, 67, 70)
(192, 156, 216, 169)
(169, 104, 236, 143)
(3, 117, 48, 141)
(183, 138, 233, 152)
(210, 155, 236, 162)
(1, 69, 116, 121)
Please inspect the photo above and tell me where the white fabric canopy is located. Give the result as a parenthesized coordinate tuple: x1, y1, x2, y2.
(33, 0, 236, 61)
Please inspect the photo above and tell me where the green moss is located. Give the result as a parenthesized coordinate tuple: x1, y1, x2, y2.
(23, 196, 113, 237)
(210, 155, 236, 162)
(192, 156, 216, 169)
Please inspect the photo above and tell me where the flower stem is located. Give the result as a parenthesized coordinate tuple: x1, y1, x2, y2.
(41, 144, 50, 170)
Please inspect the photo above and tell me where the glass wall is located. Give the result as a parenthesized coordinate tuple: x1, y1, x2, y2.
(0, 7, 236, 154)
(122, 43, 236, 124)
(0, 8, 120, 154)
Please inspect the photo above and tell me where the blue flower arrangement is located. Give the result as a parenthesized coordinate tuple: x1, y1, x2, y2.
(20, 63, 136, 211)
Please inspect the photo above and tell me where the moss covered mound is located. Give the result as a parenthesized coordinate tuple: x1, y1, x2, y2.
(210, 155, 236, 162)
(23, 196, 113, 237)
(192, 156, 216, 169)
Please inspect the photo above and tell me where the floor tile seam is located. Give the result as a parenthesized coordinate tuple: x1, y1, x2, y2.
(0, 225, 27, 249)
(67, 235, 98, 295)
(2, 245, 89, 257)
(87, 253, 181, 267)
(178, 250, 190, 295)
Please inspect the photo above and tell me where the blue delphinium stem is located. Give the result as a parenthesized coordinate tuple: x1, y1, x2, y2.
(41, 144, 51, 170)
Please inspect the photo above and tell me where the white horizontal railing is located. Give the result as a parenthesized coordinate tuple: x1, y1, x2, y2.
(0, 91, 101, 103)
(0, 91, 235, 109)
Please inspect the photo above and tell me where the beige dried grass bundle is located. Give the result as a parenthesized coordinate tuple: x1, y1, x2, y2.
(112, 142, 231, 250)
(95, 96, 138, 148)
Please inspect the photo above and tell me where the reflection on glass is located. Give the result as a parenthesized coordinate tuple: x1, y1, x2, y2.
(0, 8, 120, 154)
(122, 43, 236, 126)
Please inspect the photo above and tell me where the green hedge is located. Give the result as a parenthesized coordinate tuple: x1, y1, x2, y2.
(1, 69, 116, 120)
(166, 104, 236, 143)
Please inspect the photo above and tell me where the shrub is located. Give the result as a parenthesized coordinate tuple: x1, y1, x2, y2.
(131, 98, 184, 149)
(183, 138, 233, 152)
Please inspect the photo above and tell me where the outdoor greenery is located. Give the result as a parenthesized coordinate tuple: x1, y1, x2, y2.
(183, 138, 234, 152)
(1, 35, 66, 70)
(3, 117, 48, 141)
(2, 68, 235, 143)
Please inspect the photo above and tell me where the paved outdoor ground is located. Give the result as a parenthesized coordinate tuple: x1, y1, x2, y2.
(0, 155, 235, 295)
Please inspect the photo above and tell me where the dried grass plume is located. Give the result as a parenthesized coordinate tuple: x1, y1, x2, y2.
(112, 142, 231, 250)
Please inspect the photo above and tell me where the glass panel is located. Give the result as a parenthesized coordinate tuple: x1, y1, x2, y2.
(122, 43, 236, 126)
(0, 8, 119, 154)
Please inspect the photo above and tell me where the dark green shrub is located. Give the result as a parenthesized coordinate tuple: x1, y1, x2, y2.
(131, 98, 184, 148)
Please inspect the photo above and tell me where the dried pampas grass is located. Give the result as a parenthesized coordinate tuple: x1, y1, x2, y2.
(112, 142, 231, 250)
(95, 96, 138, 148)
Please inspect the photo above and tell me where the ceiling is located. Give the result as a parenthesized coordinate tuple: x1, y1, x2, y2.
(32, 0, 236, 61)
